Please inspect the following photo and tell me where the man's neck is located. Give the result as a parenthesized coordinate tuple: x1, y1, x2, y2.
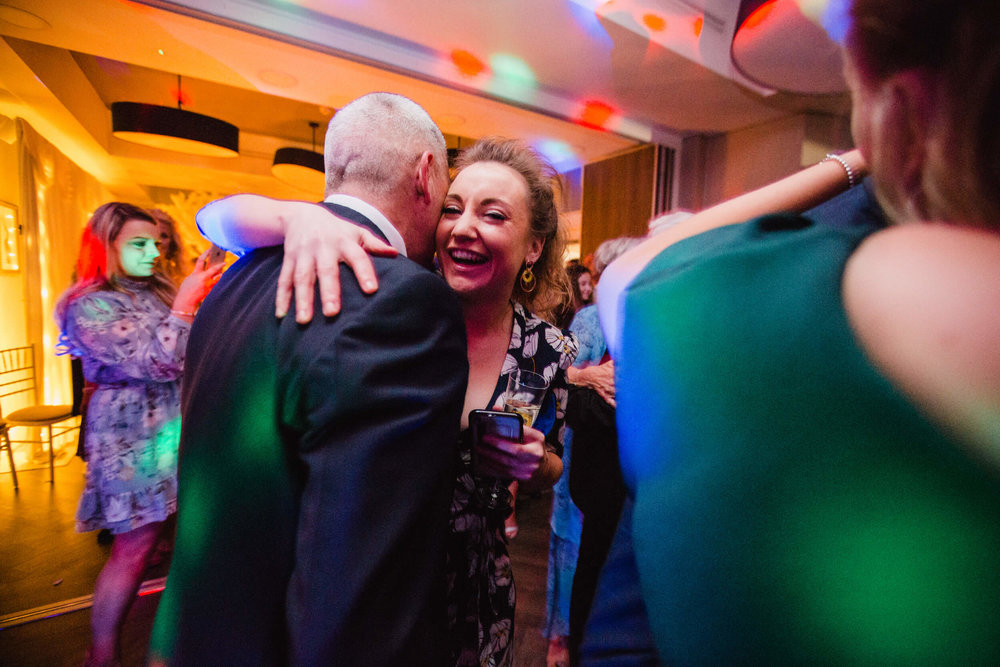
(325, 191, 408, 257)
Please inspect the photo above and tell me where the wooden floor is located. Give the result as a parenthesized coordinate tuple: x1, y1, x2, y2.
(0, 457, 555, 666)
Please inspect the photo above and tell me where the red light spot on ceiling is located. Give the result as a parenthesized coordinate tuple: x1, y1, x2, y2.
(743, 0, 777, 30)
(693, 16, 704, 37)
(170, 86, 192, 107)
(643, 14, 666, 32)
(580, 100, 614, 129)
(451, 49, 486, 77)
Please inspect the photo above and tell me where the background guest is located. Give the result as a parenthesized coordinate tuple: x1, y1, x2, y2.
(55, 202, 219, 667)
(561, 236, 641, 664)
(554, 262, 593, 329)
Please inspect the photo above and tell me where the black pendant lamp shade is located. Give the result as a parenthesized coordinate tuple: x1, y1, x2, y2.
(272, 121, 325, 193)
(111, 101, 240, 158)
(273, 147, 323, 171)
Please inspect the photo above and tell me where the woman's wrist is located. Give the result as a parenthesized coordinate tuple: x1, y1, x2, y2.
(524, 447, 561, 492)
(820, 149, 869, 189)
(567, 365, 593, 388)
(170, 308, 195, 323)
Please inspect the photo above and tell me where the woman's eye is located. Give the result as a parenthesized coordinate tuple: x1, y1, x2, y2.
(442, 205, 462, 215)
(485, 211, 507, 222)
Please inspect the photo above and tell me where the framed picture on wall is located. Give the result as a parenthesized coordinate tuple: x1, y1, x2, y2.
(1, 201, 18, 272)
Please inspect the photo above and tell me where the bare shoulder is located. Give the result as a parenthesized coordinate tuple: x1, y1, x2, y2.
(844, 223, 1000, 456)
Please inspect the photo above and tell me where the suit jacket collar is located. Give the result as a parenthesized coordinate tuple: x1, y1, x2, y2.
(322, 194, 408, 256)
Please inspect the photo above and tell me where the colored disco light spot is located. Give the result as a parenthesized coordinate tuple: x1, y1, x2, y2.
(816, 0, 851, 44)
(567, 0, 614, 46)
(693, 16, 704, 37)
(579, 100, 614, 129)
(743, 0, 777, 30)
(451, 49, 486, 77)
(643, 13, 666, 32)
(170, 86, 192, 107)
(797, 0, 829, 23)
(534, 139, 580, 171)
(489, 53, 537, 88)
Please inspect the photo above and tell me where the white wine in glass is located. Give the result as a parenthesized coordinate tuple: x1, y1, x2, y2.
(504, 397, 540, 427)
(504, 369, 548, 427)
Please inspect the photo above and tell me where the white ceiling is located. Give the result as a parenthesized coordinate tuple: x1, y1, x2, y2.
(0, 0, 849, 204)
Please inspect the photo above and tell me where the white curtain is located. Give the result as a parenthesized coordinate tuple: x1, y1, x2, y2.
(17, 118, 109, 404)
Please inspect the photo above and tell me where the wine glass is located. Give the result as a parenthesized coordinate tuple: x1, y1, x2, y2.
(503, 369, 548, 426)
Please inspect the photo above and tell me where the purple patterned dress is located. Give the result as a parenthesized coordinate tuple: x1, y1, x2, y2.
(59, 278, 190, 534)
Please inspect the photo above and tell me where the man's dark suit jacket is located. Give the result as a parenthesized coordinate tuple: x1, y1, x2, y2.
(150, 204, 469, 666)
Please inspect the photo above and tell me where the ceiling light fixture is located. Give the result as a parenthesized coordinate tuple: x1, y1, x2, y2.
(111, 75, 239, 157)
(272, 121, 325, 193)
(731, 0, 847, 94)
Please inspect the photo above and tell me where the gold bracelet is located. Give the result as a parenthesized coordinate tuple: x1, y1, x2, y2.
(821, 153, 858, 188)
(170, 309, 196, 318)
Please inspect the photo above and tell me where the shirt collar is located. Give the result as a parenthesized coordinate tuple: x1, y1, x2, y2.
(323, 193, 407, 257)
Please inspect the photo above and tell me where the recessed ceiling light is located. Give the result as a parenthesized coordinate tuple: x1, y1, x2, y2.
(259, 69, 298, 88)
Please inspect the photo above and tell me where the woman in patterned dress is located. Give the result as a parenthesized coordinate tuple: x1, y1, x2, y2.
(438, 139, 578, 667)
(198, 137, 579, 666)
(55, 203, 221, 667)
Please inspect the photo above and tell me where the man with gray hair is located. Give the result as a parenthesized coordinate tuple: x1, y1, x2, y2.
(150, 93, 468, 665)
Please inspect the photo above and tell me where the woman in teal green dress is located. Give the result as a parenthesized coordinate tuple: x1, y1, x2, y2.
(596, 0, 1000, 662)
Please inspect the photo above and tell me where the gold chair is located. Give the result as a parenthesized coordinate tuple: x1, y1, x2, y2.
(0, 345, 80, 484)
(1, 418, 16, 490)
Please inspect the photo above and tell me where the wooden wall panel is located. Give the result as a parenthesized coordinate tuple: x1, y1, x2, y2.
(580, 144, 655, 259)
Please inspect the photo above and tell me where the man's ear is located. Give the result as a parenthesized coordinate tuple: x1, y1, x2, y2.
(415, 151, 434, 204)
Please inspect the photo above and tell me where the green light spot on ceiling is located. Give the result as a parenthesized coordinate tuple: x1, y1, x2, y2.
(489, 53, 537, 89)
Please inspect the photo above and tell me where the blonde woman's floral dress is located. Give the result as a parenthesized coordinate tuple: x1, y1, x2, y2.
(60, 278, 190, 535)
(448, 302, 578, 667)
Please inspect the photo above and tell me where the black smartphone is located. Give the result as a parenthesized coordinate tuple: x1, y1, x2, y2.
(207, 243, 227, 266)
(469, 409, 523, 475)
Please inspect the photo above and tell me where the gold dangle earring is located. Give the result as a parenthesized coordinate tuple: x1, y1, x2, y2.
(520, 260, 537, 293)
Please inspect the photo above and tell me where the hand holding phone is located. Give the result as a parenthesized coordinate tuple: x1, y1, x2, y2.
(207, 243, 227, 267)
(469, 409, 523, 476)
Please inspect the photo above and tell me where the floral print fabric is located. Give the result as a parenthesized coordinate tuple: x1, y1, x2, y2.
(60, 279, 190, 535)
(447, 302, 578, 667)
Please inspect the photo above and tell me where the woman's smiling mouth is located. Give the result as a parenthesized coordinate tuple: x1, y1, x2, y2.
(448, 248, 489, 266)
